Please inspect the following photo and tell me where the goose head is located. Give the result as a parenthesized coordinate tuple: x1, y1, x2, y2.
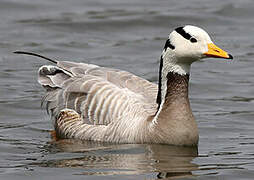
(161, 25, 233, 75)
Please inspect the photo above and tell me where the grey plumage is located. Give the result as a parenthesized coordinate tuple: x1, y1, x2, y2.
(38, 60, 158, 127)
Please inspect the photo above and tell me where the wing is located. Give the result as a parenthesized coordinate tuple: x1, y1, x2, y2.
(39, 61, 158, 125)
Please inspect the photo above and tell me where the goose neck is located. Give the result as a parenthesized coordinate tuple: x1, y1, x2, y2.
(156, 54, 191, 111)
(158, 71, 190, 113)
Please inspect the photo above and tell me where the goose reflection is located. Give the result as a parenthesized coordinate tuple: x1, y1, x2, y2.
(40, 139, 198, 179)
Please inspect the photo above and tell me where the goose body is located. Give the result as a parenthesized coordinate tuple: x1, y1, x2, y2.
(16, 25, 232, 146)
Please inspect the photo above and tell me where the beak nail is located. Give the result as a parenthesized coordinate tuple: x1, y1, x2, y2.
(228, 54, 233, 59)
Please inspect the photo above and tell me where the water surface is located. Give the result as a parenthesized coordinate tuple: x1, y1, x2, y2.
(1, 0, 254, 179)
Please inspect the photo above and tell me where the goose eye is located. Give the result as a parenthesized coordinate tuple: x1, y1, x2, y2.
(190, 38, 197, 43)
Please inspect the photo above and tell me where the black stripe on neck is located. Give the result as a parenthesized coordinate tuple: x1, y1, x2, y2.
(163, 39, 175, 51)
(156, 55, 163, 108)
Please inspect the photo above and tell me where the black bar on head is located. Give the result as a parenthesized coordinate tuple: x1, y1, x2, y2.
(175, 27, 192, 40)
(164, 39, 175, 51)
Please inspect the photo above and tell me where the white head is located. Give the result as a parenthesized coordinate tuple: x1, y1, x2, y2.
(155, 25, 233, 122)
(161, 25, 233, 75)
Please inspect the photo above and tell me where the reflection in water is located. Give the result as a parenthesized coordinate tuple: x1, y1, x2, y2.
(33, 139, 199, 179)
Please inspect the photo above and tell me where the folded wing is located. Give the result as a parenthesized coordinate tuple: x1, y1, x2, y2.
(38, 61, 158, 126)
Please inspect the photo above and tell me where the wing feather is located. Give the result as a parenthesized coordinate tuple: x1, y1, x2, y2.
(38, 61, 158, 126)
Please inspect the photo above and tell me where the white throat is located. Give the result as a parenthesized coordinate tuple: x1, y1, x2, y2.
(164, 62, 190, 75)
(161, 49, 191, 75)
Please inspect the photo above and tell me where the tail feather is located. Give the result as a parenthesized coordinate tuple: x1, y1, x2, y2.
(38, 65, 72, 88)
(38, 65, 91, 124)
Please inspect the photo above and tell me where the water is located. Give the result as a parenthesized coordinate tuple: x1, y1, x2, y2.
(0, 0, 254, 179)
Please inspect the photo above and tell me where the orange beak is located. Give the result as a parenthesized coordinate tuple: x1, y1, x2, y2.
(204, 43, 233, 59)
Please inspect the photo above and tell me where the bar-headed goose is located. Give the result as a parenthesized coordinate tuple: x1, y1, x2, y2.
(15, 25, 232, 146)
